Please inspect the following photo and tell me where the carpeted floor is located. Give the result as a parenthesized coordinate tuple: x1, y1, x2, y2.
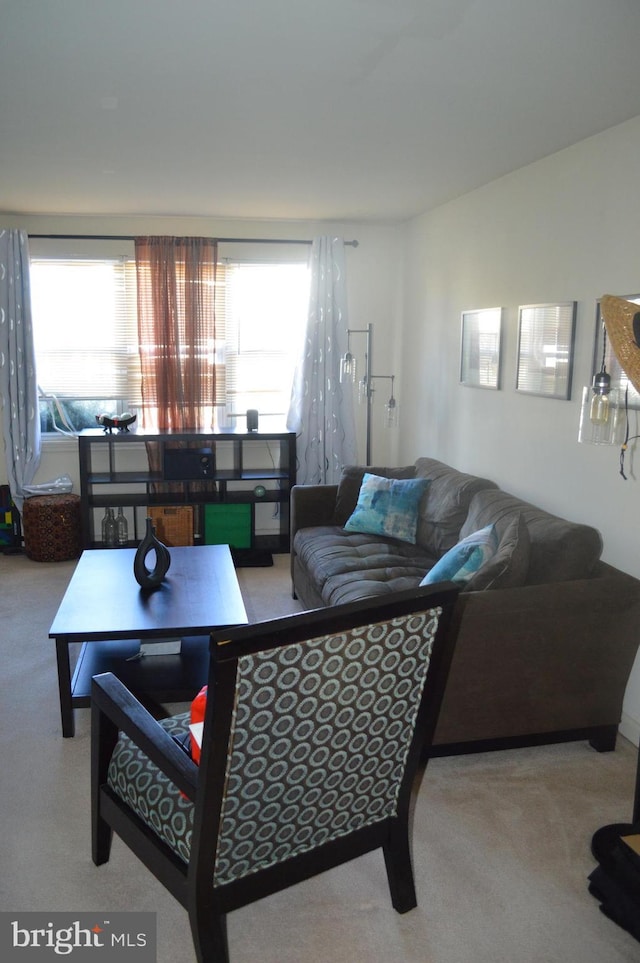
(1, 551, 639, 962)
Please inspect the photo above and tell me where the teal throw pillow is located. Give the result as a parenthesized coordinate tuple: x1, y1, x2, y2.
(344, 473, 431, 545)
(420, 524, 498, 586)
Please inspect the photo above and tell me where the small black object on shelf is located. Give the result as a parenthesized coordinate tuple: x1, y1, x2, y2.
(133, 517, 171, 589)
(246, 409, 259, 431)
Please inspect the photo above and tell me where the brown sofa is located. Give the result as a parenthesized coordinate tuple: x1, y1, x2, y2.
(290, 458, 640, 756)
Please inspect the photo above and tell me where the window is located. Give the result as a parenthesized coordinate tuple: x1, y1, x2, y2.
(30, 258, 138, 431)
(30, 256, 309, 432)
(223, 262, 310, 419)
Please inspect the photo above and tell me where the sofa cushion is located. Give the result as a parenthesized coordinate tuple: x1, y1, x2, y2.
(460, 489, 602, 584)
(413, 458, 498, 557)
(333, 464, 416, 526)
(322, 568, 428, 606)
(464, 513, 530, 591)
(293, 526, 435, 606)
(420, 524, 498, 587)
(344, 473, 430, 545)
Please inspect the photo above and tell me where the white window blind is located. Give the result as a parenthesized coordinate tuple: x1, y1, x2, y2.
(30, 255, 310, 430)
(30, 259, 140, 402)
(222, 261, 309, 417)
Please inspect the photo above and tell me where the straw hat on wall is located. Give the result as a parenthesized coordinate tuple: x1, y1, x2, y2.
(600, 294, 640, 395)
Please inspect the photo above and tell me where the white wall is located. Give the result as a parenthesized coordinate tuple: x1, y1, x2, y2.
(400, 115, 640, 745)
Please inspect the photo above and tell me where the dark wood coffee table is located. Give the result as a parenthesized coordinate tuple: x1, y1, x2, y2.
(49, 545, 248, 736)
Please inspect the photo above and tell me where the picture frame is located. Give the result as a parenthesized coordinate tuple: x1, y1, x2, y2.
(460, 307, 502, 389)
(593, 295, 640, 409)
(516, 302, 576, 400)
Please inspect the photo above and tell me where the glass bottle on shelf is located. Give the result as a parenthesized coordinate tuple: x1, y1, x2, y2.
(103, 508, 117, 548)
(116, 507, 129, 546)
(101, 508, 109, 543)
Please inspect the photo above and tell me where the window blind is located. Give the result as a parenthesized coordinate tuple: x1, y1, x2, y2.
(30, 258, 140, 402)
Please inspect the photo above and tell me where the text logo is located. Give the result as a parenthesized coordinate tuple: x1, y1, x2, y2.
(0, 913, 156, 961)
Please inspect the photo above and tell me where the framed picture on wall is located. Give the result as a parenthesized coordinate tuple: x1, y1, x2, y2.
(594, 295, 640, 409)
(460, 307, 502, 389)
(516, 301, 576, 400)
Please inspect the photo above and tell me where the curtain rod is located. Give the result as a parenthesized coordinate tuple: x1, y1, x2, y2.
(28, 234, 359, 247)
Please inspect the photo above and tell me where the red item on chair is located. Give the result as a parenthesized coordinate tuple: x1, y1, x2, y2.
(189, 686, 207, 764)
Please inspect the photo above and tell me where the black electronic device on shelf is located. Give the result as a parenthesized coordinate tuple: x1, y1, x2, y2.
(163, 446, 214, 480)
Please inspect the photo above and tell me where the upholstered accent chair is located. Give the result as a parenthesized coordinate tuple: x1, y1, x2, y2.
(91, 583, 461, 963)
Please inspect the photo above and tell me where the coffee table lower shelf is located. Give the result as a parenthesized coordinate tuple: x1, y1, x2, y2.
(71, 636, 209, 709)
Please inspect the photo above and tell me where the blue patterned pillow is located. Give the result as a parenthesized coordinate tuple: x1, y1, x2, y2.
(420, 524, 498, 585)
(344, 473, 431, 544)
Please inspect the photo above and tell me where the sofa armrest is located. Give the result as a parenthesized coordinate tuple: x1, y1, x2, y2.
(290, 484, 338, 541)
(433, 564, 640, 747)
(290, 484, 338, 591)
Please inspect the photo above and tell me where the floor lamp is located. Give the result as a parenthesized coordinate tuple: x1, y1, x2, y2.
(340, 323, 397, 464)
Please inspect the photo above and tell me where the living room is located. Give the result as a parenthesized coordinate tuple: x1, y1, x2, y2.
(2, 2, 640, 960)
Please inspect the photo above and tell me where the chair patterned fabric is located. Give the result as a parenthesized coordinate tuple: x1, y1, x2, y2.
(108, 712, 194, 862)
(108, 608, 443, 885)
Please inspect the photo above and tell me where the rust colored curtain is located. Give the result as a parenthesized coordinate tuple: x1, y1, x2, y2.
(135, 236, 222, 431)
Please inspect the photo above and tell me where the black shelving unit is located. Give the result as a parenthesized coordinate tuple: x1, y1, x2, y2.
(77, 427, 296, 553)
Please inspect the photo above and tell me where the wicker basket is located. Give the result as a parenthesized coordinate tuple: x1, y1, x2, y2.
(148, 505, 194, 546)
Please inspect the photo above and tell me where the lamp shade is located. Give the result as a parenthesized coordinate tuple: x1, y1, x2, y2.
(385, 396, 398, 428)
(339, 352, 357, 383)
(578, 385, 624, 445)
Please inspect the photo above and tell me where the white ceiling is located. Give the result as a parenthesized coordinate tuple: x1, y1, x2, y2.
(2, 0, 640, 223)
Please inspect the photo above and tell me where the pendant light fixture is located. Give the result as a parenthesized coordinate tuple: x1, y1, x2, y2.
(578, 322, 623, 446)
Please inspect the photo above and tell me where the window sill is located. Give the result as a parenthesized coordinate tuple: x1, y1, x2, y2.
(41, 434, 79, 453)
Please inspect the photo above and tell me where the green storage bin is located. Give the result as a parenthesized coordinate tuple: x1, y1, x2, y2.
(204, 504, 252, 549)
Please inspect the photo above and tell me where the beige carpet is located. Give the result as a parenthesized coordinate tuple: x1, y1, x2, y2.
(1, 551, 639, 963)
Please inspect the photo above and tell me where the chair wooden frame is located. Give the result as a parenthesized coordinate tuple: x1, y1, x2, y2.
(91, 583, 461, 963)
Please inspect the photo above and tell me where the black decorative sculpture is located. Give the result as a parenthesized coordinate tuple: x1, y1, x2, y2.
(96, 412, 137, 433)
(133, 517, 171, 589)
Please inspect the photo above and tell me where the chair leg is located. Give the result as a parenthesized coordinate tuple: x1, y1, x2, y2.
(189, 904, 229, 963)
(92, 794, 114, 866)
(382, 818, 418, 914)
(91, 700, 118, 865)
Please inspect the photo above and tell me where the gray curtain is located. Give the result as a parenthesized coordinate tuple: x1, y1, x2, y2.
(287, 236, 357, 485)
(0, 229, 41, 513)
